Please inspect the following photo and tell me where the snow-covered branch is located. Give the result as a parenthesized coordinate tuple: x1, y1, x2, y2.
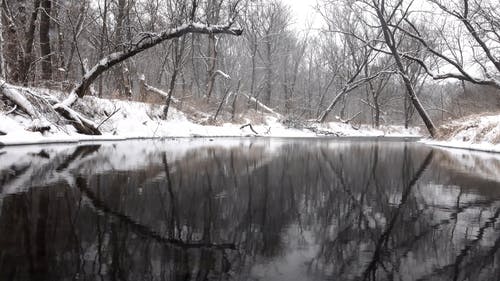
(0, 79, 37, 117)
(241, 93, 282, 118)
(60, 22, 243, 108)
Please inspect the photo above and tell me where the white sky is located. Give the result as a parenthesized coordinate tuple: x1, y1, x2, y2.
(286, 0, 322, 31)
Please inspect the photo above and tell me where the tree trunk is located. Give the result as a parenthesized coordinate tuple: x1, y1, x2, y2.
(1, 0, 22, 82)
(374, 94, 381, 128)
(114, 0, 132, 97)
(317, 86, 349, 123)
(39, 0, 52, 81)
(282, 48, 290, 114)
(53, 2, 65, 81)
(205, 34, 217, 101)
(248, 42, 257, 109)
(98, 0, 108, 97)
(264, 39, 272, 105)
(0, 8, 4, 79)
(64, 1, 86, 80)
(374, 1, 437, 137)
(19, 0, 40, 83)
(163, 64, 179, 119)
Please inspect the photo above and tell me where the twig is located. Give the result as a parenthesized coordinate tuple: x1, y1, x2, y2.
(337, 111, 362, 124)
(97, 107, 121, 129)
(337, 111, 362, 130)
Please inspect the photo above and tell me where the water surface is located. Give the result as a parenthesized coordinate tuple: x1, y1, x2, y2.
(0, 138, 499, 281)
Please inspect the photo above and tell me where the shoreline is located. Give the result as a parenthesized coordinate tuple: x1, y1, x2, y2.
(0, 134, 423, 148)
(422, 139, 500, 154)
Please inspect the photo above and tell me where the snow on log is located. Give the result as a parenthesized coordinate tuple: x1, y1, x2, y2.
(0, 79, 38, 118)
(54, 104, 101, 135)
(241, 93, 282, 118)
(141, 78, 212, 120)
(27, 119, 51, 133)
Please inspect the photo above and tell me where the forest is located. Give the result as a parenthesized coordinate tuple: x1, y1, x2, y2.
(0, 0, 499, 139)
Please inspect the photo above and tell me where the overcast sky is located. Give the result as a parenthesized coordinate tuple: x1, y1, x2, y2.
(287, 0, 321, 31)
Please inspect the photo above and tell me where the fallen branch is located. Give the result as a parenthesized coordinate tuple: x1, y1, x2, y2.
(241, 93, 281, 118)
(140, 77, 181, 105)
(240, 123, 258, 135)
(141, 77, 212, 120)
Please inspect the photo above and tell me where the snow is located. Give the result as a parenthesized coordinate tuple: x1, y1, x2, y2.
(0, 80, 38, 117)
(0, 94, 422, 146)
(215, 70, 231, 80)
(422, 113, 500, 153)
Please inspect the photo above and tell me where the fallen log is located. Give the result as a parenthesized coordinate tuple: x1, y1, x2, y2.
(54, 104, 101, 135)
(0, 79, 37, 118)
(1, 79, 101, 135)
(240, 123, 258, 135)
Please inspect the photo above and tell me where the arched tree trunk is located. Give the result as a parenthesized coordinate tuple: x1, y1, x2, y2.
(53, 22, 242, 135)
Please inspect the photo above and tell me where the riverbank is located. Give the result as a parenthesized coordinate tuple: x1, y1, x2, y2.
(422, 113, 500, 153)
(0, 94, 421, 146)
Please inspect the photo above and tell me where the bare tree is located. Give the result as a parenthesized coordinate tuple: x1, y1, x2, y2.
(0, 5, 4, 78)
(384, 0, 500, 89)
(316, 3, 392, 123)
(39, 0, 52, 81)
(371, 0, 437, 136)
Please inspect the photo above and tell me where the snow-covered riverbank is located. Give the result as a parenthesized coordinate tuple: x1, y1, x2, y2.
(422, 113, 500, 153)
(0, 95, 421, 146)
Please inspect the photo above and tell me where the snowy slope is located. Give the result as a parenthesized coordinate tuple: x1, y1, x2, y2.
(423, 114, 500, 153)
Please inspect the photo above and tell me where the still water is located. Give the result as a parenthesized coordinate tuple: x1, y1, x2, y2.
(0, 138, 499, 281)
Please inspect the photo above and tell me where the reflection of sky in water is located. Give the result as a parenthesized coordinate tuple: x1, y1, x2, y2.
(251, 226, 318, 281)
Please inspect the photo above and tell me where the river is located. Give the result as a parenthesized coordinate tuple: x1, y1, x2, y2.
(0, 138, 499, 280)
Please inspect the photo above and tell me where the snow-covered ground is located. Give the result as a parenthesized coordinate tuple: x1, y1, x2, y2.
(0, 95, 421, 146)
(422, 113, 500, 153)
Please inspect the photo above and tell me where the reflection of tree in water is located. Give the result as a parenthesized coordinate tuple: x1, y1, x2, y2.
(0, 141, 499, 280)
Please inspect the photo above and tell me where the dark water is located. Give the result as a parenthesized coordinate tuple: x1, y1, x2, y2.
(0, 138, 499, 281)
